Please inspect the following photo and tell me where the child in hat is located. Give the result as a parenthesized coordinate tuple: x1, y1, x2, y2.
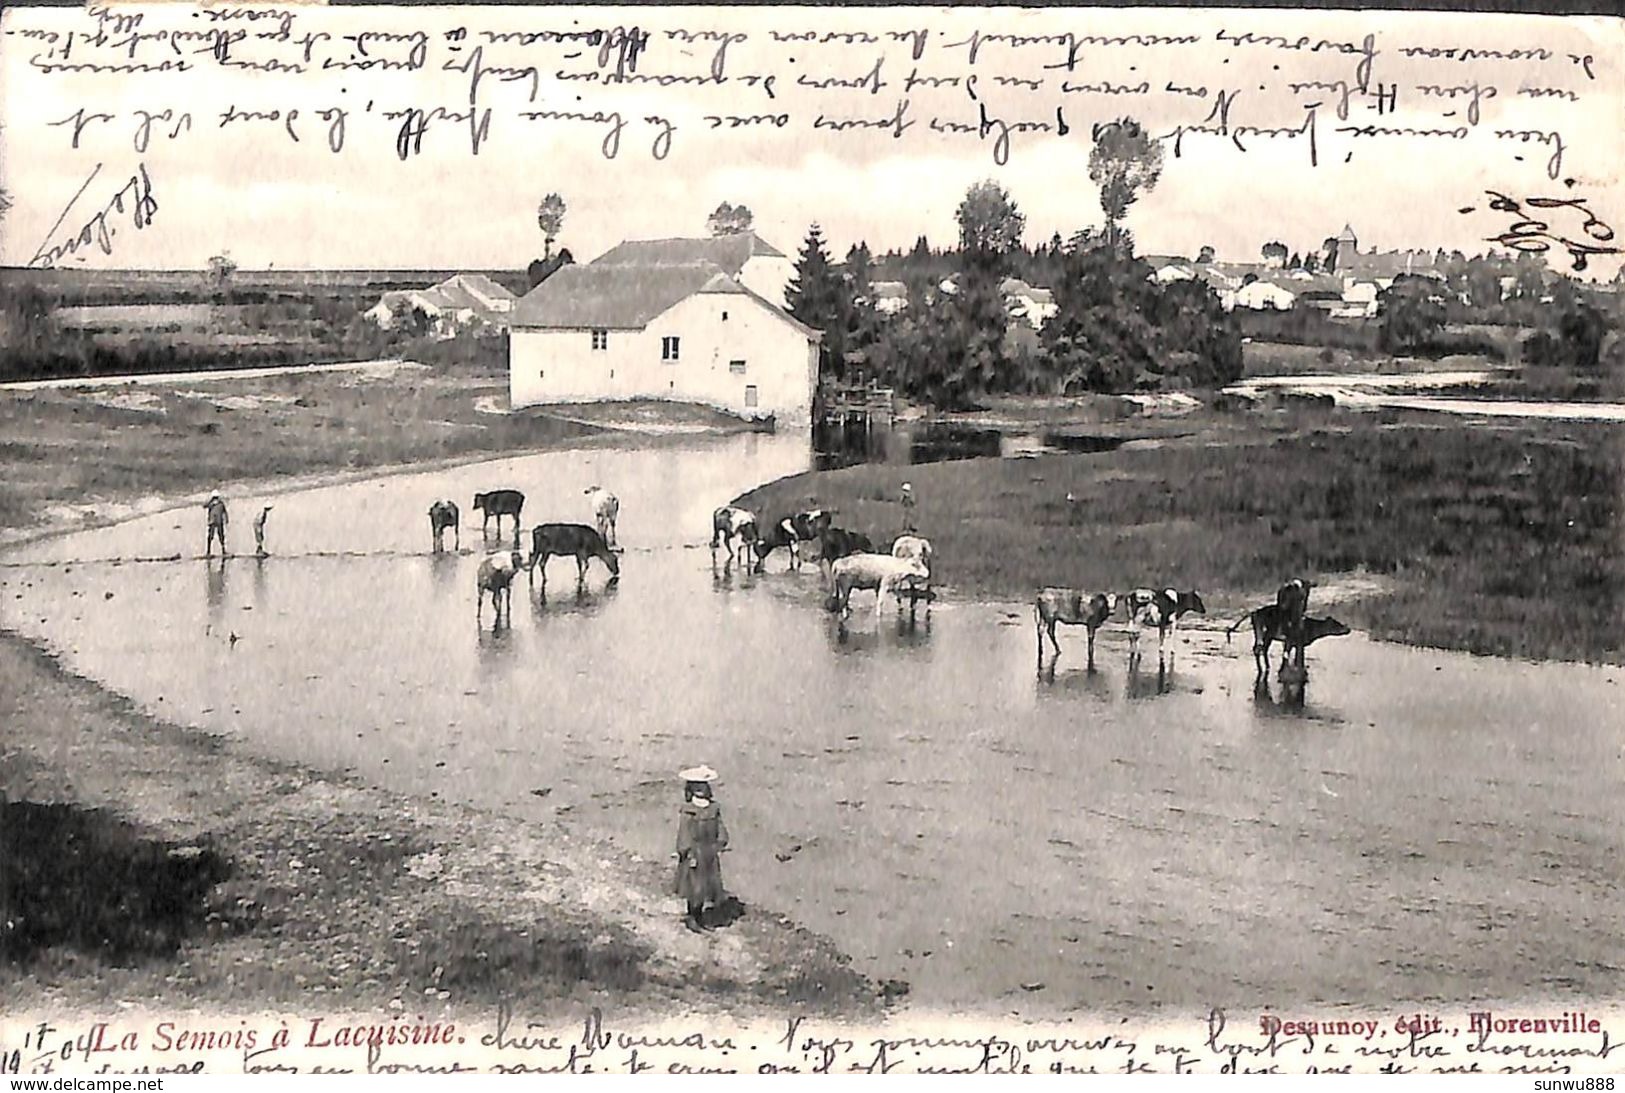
(673, 765, 729, 932)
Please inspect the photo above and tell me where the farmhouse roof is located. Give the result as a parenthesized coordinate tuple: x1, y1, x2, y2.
(590, 232, 787, 275)
(440, 273, 517, 306)
(512, 260, 820, 340)
(870, 280, 907, 299)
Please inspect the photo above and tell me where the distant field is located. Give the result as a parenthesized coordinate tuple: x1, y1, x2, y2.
(56, 304, 227, 329)
(739, 413, 1625, 664)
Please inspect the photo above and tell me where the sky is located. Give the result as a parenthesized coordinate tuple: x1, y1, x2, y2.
(2, 5, 1620, 277)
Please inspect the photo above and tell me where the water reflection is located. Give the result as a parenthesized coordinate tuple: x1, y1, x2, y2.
(1124, 662, 1173, 700)
(251, 556, 269, 608)
(204, 557, 228, 615)
(529, 579, 619, 620)
(812, 419, 1130, 471)
(475, 624, 519, 674)
(428, 551, 460, 595)
(1035, 665, 1114, 704)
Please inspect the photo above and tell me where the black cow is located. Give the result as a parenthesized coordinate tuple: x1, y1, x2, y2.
(429, 500, 460, 553)
(473, 490, 525, 538)
(753, 509, 833, 572)
(529, 523, 620, 596)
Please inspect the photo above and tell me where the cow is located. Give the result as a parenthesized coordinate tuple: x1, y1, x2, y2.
(476, 550, 524, 628)
(429, 500, 460, 553)
(1228, 588, 1332, 680)
(710, 506, 759, 567)
(1035, 588, 1117, 672)
(752, 517, 803, 572)
(529, 523, 620, 596)
(473, 489, 525, 540)
(816, 527, 874, 572)
(1123, 587, 1206, 671)
(889, 534, 934, 603)
(754, 509, 833, 572)
(1275, 577, 1314, 648)
(1228, 603, 1290, 679)
(1278, 615, 1351, 678)
(827, 553, 931, 624)
(584, 486, 620, 548)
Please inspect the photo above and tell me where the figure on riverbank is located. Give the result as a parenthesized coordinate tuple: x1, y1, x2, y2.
(253, 505, 273, 558)
(900, 482, 915, 532)
(204, 492, 229, 558)
(674, 765, 729, 933)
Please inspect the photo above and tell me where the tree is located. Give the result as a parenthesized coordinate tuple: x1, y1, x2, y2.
(1196, 245, 1216, 264)
(707, 202, 753, 236)
(1261, 241, 1288, 267)
(1087, 118, 1164, 253)
(1303, 252, 1320, 273)
(536, 193, 567, 260)
(1321, 237, 1340, 273)
(527, 247, 575, 290)
(785, 224, 852, 379)
(208, 253, 237, 288)
(1378, 276, 1447, 352)
(955, 180, 1026, 265)
(1288, 251, 1304, 270)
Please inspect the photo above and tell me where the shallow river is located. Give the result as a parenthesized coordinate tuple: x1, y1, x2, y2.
(3, 432, 1621, 1011)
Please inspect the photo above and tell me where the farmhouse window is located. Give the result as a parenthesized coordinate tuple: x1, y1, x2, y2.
(729, 359, 747, 375)
(744, 385, 759, 408)
(662, 336, 681, 361)
(591, 329, 608, 350)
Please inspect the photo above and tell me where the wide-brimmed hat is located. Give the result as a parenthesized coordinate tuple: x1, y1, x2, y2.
(679, 765, 718, 783)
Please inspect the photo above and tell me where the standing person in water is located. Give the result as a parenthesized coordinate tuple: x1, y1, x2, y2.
(673, 765, 729, 932)
(253, 505, 273, 558)
(205, 491, 229, 558)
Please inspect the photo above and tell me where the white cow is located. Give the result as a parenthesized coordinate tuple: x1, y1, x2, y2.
(829, 553, 932, 622)
(584, 485, 620, 548)
(476, 550, 525, 628)
(890, 534, 934, 600)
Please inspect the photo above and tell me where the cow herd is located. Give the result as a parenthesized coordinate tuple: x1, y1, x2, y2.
(443, 485, 1349, 696)
(1033, 575, 1349, 702)
(708, 504, 935, 625)
(435, 486, 622, 627)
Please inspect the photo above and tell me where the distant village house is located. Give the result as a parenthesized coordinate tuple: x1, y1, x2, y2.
(364, 274, 517, 339)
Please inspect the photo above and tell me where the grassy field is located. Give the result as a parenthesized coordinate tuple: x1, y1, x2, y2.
(739, 412, 1624, 665)
(0, 366, 596, 535)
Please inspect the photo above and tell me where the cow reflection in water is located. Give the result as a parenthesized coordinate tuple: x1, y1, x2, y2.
(1035, 664, 1113, 703)
(475, 624, 519, 675)
(827, 609, 932, 653)
(1124, 661, 1172, 700)
(428, 550, 459, 593)
(530, 578, 619, 622)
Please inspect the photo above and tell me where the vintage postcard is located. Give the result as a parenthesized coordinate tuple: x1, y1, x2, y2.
(0, 0, 1621, 1077)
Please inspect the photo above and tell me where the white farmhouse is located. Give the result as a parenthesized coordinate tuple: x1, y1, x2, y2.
(508, 260, 821, 424)
(590, 232, 796, 308)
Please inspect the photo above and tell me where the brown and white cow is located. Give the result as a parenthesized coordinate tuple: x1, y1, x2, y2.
(1035, 588, 1117, 671)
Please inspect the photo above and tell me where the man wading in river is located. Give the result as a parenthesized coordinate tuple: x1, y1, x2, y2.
(674, 766, 729, 933)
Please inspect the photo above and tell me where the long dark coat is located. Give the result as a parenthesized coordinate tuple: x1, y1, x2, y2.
(673, 800, 729, 907)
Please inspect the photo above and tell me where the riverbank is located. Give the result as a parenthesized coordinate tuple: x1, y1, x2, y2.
(1, 369, 873, 1015)
(739, 411, 1624, 665)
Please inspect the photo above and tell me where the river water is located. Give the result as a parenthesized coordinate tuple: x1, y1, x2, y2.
(3, 431, 1621, 1011)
